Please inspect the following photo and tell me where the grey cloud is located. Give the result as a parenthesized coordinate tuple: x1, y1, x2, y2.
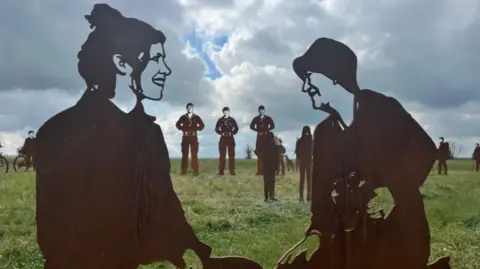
(0, 89, 80, 133)
(213, 0, 480, 111)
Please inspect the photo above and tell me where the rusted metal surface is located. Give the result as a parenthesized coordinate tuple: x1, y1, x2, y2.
(276, 37, 452, 269)
(34, 4, 256, 269)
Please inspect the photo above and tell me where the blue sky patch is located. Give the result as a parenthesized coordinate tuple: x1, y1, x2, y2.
(183, 30, 230, 80)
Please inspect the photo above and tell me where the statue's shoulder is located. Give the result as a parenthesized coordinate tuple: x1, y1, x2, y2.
(37, 92, 127, 139)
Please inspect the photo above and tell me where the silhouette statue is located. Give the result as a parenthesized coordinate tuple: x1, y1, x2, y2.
(473, 143, 480, 172)
(437, 137, 450, 175)
(275, 137, 286, 176)
(250, 105, 275, 175)
(295, 126, 313, 202)
(284, 154, 294, 172)
(275, 37, 451, 269)
(256, 132, 279, 202)
(33, 4, 274, 269)
(21, 130, 36, 170)
(215, 107, 239, 176)
(175, 103, 205, 176)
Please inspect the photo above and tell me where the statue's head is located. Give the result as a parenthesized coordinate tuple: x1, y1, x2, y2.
(78, 4, 171, 101)
(292, 38, 360, 112)
(28, 130, 35, 138)
(258, 105, 265, 116)
(439, 137, 444, 142)
(222, 107, 230, 117)
(301, 125, 311, 137)
(186, 103, 194, 113)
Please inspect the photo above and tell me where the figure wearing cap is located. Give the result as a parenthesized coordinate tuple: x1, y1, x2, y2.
(437, 137, 450, 175)
(214, 107, 239, 175)
(175, 103, 205, 175)
(23, 130, 36, 170)
(249, 105, 275, 175)
(473, 143, 480, 172)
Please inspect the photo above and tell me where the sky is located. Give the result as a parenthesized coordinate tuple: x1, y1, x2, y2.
(0, 0, 480, 158)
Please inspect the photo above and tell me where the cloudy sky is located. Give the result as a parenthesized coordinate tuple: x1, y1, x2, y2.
(0, 0, 479, 159)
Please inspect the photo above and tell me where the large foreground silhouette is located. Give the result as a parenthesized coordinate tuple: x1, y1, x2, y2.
(277, 37, 452, 269)
(34, 4, 259, 269)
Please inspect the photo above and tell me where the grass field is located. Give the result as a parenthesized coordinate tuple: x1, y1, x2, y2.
(0, 158, 479, 269)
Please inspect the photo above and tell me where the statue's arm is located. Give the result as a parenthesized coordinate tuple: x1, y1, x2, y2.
(214, 119, 222, 135)
(232, 118, 239, 135)
(175, 116, 184, 131)
(269, 117, 275, 131)
(250, 118, 257, 131)
(197, 116, 205, 131)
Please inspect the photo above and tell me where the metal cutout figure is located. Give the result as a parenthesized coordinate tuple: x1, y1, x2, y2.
(33, 4, 220, 269)
(437, 137, 450, 175)
(276, 37, 451, 269)
(250, 105, 275, 175)
(275, 137, 286, 176)
(284, 154, 294, 172)
(215, 107, 239, 176)
(473, 143, 480, 172)
(14, 130, 37, 172)
(295, 126, 313, 202)
(256, 131, 279, 202)
(175, 103, 205, 176)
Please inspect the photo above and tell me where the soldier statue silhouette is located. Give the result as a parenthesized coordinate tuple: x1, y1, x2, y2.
(175, 103, 205, 176)
(215, 107, 239, 176)
(250, 105, 275, 175)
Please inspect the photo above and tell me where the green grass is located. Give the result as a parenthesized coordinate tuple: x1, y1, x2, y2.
(0, 158, 479, 268)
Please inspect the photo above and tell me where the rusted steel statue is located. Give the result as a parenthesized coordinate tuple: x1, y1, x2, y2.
(437, 137, 450, 175)
(295, 126, 313, 202)
(175, 103, 205, 176)
(256, 131, 279, 202)
(472, 143, 480, 172)
(250, 105, 275, 175)
(275, 37, 451, 269)
(215, 107, 239, 176)
(295, 137, 300, 172)
(23, 130, 36, 170)
(33, 4, 268, 269)
(275, 137, 286, 176)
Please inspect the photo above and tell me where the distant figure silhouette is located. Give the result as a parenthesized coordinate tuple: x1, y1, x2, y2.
(250, 105, 275, 175)
(23, 130, 36, 169)
(256, 132, 278, 202)
(215, 107, 239, 176)
(284, 154, 294, 172)
(473, 143, 480, 172)
(437, 137, 450, 175)
(275, 137, 286, 176)
(295, 126, 313, 202)
(176, 103, 205, 176)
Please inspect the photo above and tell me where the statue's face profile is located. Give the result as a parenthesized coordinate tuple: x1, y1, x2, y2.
(223, 110, 230, 117)
(259, 109, 265, 116)
(79, 4, 172, 102)
(140, 43, 172, 100)
(187, 105, 194, 113)
(28, 132, 35, 138)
